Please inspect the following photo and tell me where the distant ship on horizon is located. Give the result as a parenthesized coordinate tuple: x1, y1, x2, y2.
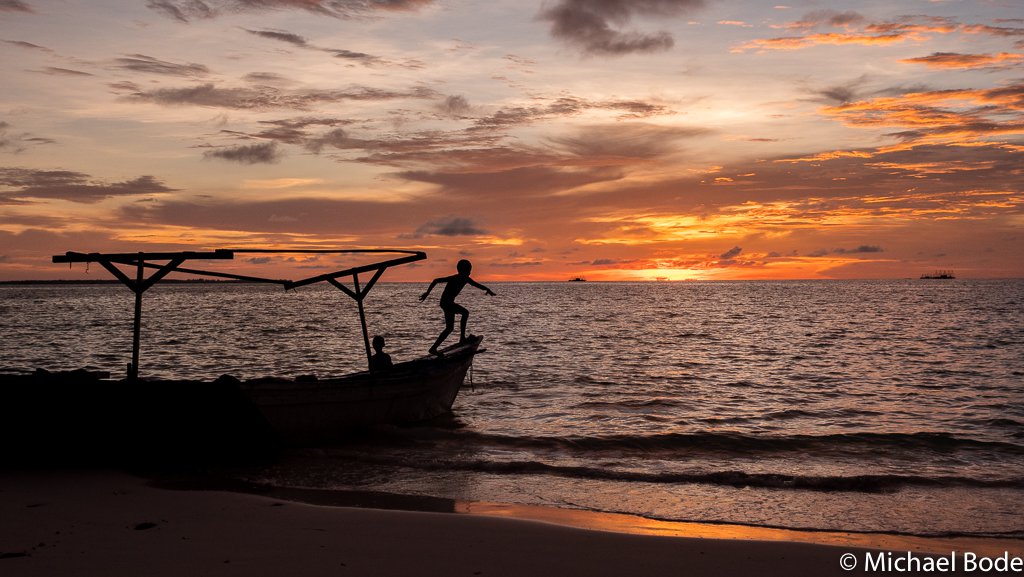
(920, 270, 955, 279)
(568, 276, 587, 282)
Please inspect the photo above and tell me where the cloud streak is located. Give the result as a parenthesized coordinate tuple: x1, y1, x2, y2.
(147, 0, 434, 23)
(736, 15, 1023, 53)
(0, 122, 55, 153)
(0, 168, 175, 203)
(414, 216, 486, 237)
(0, 0, 32, 13)
(114, 54, 211, 77)
(121, 82, 437, 110)
(244, 28, 393, 66)
(203, 141, 283, 164)
(901, 52, 1024, 69)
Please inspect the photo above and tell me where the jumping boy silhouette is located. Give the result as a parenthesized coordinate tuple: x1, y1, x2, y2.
(419, 259, 495, 356)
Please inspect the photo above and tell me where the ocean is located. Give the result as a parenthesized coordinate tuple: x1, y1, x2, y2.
(2, 279, 1023, 538)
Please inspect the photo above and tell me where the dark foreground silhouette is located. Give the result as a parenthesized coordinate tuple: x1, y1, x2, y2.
(420, 259, 495, 355)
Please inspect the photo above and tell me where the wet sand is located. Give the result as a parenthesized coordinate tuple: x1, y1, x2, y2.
(1, 470, 1019, 577)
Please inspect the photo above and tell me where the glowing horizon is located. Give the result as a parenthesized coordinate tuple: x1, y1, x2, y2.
(1, 0, 1021, 282)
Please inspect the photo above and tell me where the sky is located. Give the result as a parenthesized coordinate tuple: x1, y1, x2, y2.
(1, 0, 1022, 281)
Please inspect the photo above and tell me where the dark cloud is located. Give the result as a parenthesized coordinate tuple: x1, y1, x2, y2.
(114, 54, 210, 77)
(1, 123, 56, 153)
(414, 217, 486, 237)
(243, 72, 292, 84)
(304, 127, 368, 153)
(203, 141, 283, 164)
(245, 28, 392, 66)
(329, 48, 379, 64)
(38, 67, 94, 77)
(147, 0, 433, 23)
(246, 28, 308, 46)
(835, 245, 883, 254)
(0, 168, 175, 203)
(146, 0, 215, 22)
(473, 96, 673, 130)
(0, 0, 32, 12)
(719, 246, 742, 259)
(125, 83, 436, 110)
(539, 0, 704, 56)
(787, 10, 866, 30)
(436, 95, 471, 118)
(1, 39, 51, 52)
(808, 78, 938, 106)
(812, 78, 866, 105)
(119, 196, 431, 235)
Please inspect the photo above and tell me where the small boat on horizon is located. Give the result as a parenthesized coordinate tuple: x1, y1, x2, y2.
(920, 270, 955, 279)
(568, 276, 587, 282)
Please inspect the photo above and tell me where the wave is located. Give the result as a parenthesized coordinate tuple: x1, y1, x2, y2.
(320, 450, 1024, 493)
(405, 428, 1024, 457)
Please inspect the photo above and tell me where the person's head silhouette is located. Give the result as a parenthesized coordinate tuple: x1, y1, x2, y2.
(457, 259, 472, 276)
(372, 335, 386, 353)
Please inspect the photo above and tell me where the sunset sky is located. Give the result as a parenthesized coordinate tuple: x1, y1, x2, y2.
(1, 0, 1022, 281)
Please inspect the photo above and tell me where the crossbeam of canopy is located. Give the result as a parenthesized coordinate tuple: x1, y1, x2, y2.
(52, 249, 427, 379)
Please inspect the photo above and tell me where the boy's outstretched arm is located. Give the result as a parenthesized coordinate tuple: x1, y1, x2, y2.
(468, 278, 496, 296)
(419, 277, 444, 301)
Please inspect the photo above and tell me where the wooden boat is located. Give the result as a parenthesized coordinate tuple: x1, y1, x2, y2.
(240, 336, 482, 442)
(45, 248, 488, 444)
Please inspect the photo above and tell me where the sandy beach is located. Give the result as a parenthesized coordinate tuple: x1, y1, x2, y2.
(2, 470, 1020, 577)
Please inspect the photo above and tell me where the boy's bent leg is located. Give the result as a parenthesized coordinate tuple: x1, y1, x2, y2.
(455, 305, 469, 342)
(430, 307, 457, 355)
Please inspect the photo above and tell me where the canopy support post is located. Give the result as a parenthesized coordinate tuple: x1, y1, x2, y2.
(130, 256, 143, 381)
(52, 248, 422, 379)
(354, 274, 373, 372)
(327, 268, 386, 373)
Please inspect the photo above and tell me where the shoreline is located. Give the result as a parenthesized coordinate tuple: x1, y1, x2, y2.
(156, 474, 1024, 557)
(3, 469, 1019, 577)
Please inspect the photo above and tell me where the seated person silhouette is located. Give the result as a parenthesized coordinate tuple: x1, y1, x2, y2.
(370, 335, 393, 372)
(419, 259, 495, 356)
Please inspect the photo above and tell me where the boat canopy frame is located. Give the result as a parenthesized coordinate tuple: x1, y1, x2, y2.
(52, 249, 426, 380)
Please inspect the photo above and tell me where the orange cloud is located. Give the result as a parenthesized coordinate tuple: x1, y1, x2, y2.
(902, 52, 1024, 69)
(736, 15, 1022, 53)
(776, 83, 1024, 166)
(733, 32, 907, 52)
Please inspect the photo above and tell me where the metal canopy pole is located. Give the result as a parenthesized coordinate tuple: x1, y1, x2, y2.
(353, 274, 373, 371)
(53, 248, 423, 378)
(326, 265, 389, 372)
(52, 250, 234, 381)
(131, 256, 144, 381)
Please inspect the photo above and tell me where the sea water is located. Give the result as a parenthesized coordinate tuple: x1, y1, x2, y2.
(2, 279, 1022, 537)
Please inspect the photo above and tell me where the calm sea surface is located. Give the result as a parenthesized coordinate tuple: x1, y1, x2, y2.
(3, 280, 1023, 536)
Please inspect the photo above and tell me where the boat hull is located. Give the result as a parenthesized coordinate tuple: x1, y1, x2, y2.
(238, 336, 482, 442)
